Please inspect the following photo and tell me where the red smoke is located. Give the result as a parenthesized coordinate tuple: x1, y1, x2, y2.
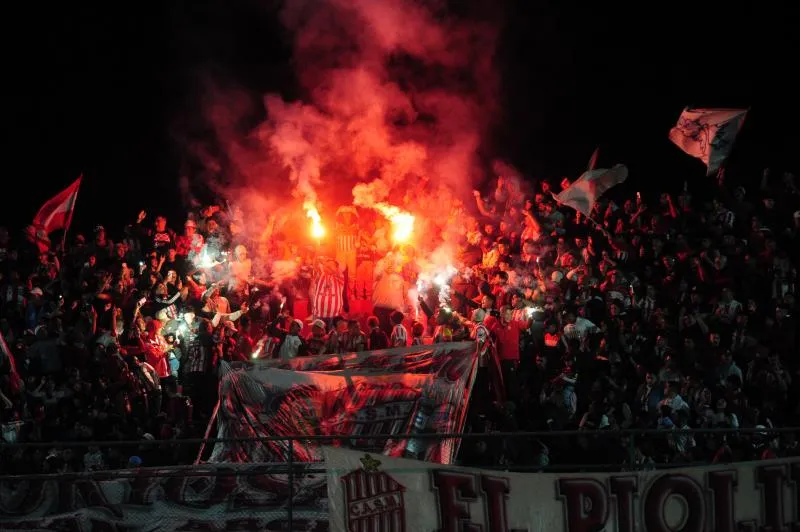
(184, 0, 500, 271)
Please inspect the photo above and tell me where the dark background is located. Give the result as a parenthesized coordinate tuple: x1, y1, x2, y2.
(5, 0, 796, 236)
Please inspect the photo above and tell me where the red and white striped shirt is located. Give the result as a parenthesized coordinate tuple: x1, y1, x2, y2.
(312, 273, 344, 319)
(336, 233, 358, 252)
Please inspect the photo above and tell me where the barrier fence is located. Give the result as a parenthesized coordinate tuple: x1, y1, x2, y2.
(2, 428, 799, 531)
(2, 426, 799, 469)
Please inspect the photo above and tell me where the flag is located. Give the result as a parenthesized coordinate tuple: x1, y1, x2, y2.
(554, 164, 628, 217)
(587, 146, 599, 171)
(32, 176, 82, 234)
(0, 330, 20, 394)
(669, 108, 748, 175)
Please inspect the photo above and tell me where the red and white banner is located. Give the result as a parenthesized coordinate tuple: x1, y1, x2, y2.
(0, 463, 326, 532)
(669, 107, 748, 175)
(32, 176, 82, 234)
(555, 164, 628, 217)
(326, 447, 800, 532)
(210, 342, 478, 465)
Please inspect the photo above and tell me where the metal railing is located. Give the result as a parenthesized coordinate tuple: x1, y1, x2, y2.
(2, 426, 798, 469)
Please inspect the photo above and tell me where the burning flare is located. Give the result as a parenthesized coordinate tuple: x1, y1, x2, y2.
(304, 201, 326, 240)
(375, 203, 415, 244)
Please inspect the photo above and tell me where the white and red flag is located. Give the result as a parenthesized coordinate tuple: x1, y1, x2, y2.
(554, 164, 629, 217)
(669, 107, 748, 175)
(32, 176, 82, 234)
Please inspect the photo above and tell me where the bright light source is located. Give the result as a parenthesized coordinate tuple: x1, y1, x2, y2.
(304, 202, 326, 240)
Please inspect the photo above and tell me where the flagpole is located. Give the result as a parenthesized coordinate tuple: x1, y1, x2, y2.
(61, 174, 83, 254)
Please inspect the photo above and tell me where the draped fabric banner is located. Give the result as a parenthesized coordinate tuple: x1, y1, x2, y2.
(325, 447, 800, 532)
(210, 342, 478, 465)
(0, 463, 327, 532)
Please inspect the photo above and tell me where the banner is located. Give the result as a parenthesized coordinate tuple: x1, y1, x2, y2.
(669, 107, 748, 175)
(210, 342, 478, 465)
(326, 447, 800, 532)
(0, 463, 327, 532)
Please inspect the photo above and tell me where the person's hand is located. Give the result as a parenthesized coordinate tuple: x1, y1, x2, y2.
(472, 190, 481, 198)
(137, 210, 147, 223)
(241, 302, 249, 314)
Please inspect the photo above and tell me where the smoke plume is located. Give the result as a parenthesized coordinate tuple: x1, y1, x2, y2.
(180, 0, 499, 276)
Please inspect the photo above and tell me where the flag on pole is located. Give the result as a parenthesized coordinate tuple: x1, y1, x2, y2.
(32, 176, 82, 234)
(587, 146, 599, 171)
(554, 164, 629, 217)
(668, 108, 748, 175)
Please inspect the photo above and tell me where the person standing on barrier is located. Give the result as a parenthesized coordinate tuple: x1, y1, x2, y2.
(493, 306, 532, 398)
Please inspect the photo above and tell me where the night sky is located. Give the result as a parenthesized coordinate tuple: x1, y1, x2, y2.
(6, 0, 795, 236)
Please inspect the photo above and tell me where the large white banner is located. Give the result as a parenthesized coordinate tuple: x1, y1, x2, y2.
(325, 447, 799, 532)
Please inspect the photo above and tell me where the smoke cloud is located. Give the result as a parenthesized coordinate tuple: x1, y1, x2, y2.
(179, 0, 500, 275)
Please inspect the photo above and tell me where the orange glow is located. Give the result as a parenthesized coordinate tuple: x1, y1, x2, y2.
(304, 202, 326, 240)
(375, 203, 414, 244)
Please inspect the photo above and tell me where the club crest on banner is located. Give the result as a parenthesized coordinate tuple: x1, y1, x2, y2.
(340, 454, 407, 532)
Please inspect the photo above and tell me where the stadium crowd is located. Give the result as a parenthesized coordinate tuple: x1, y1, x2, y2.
(1, 166, 799, 474)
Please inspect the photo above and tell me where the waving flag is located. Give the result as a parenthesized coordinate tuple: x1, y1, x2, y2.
(669, 108, 748, 175)
(33, 176, 82, 234)
(587, 146, 599, 171)
(554, 164, 629, 217)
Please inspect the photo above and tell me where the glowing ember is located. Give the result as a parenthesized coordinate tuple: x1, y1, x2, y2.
(304, 202, 326, 240)
(375, 203, 414, 244)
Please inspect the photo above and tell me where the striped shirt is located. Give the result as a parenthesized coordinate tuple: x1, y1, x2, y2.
(336, 233, 358, 252)
(312, 273, 344, 319)
(641, 297, 657, 321)
(714, 208, 735, 229)
(344, 332, 367, 352)
(390, 324, 408, 347)
(184, 332, 220, 374)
